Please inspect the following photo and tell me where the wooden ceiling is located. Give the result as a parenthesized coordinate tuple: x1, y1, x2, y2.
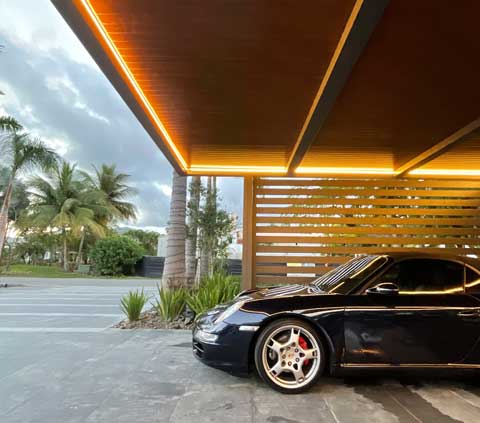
(53, 0, 480, 177)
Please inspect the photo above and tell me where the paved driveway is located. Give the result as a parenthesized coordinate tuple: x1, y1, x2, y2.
(0, 277, 157, 332)
(1, 278, 480, 423)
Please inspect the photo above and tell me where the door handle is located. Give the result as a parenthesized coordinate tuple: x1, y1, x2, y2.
(457, 310, 480, 318)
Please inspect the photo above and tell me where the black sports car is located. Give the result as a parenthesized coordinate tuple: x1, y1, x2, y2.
(192, 252, 480, 393)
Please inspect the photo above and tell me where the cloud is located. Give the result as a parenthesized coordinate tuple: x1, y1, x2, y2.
(0, 0, 94, 66)
(154, 182, 172, 198)
(0, 0, 243, 229)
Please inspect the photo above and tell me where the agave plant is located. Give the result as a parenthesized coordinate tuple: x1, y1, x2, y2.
(186, 272, 240, 316)
(152, 285, 187, 322)
(120, 289, 150, 322)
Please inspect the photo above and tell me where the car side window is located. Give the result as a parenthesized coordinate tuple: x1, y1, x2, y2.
(379, 259, 464, 294)
(465, 267, 480, 295)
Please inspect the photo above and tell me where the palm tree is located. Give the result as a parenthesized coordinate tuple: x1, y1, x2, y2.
(27, 162, 106, 271)
(81, 164, 137, 224)
(199, 176, 217, 279)
(0, 133, 58, 258)
(186, 176, 201, 283)
(78, 164, 137, 267)
(162, 170, 187, 289)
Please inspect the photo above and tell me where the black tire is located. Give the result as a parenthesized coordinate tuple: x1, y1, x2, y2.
(254, 318, 326, 394)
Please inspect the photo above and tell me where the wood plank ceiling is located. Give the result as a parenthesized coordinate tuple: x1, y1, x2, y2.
(53, 0, 480, 177)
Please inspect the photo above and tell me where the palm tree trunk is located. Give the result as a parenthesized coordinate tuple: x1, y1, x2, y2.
(186, 176, 201, 285)
(76, 228, 86, 268)
(210, 177, 217, 276)
(162, 170, 187, 289)
(63, 230, 68, 272)
(198, 177, 212, 281)
(0, 174, 14, 260)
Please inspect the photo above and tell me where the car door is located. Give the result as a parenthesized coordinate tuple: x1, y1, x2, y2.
(343, 258, 480, 366)
(463, 266, 480, 364)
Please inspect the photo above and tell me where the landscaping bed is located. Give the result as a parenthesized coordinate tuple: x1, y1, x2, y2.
(115, 272, 240, 330)
(114, 309, 194, 330)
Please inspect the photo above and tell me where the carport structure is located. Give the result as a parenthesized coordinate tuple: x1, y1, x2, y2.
(53, 0, 480, 288)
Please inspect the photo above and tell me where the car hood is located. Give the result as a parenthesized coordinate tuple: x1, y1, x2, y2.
(196, 284, 330, 330)
(240, 284, 325, 300)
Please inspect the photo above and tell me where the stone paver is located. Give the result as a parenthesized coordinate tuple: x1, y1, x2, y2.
(1, 278, 480, 422)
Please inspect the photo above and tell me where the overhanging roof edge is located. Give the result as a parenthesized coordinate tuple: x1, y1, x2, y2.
(50, 0, 186, 176)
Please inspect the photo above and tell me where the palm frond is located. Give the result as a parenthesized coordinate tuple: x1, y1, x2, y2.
(0, 116, 22, 132)
(86, 163, 138, 221)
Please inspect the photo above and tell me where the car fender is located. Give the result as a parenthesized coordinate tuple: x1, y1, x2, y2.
(247, 312, 339, 373)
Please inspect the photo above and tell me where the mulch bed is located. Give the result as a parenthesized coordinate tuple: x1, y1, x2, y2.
(114, 309, 194, 330)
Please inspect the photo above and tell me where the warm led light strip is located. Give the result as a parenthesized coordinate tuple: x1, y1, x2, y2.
(77, 0, 188, 171)
(189, 165, 288, 175)
(409, 169, 480, 177)
(295, 167, 398, 176)
(74, 1, 480, 178)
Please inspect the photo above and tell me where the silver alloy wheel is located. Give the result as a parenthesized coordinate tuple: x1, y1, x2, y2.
(261, 324, 321, 390)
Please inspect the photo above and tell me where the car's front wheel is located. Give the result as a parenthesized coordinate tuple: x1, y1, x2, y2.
(254, 318, 325, 394)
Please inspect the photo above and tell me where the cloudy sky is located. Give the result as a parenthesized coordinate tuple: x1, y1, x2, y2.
(0, 0, 243, 232)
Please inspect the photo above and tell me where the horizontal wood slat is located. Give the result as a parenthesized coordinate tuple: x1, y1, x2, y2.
(252, 177, 480, 287)
(256, 207, 479, 216)
(256, 265, 334, 275)
(256, 179, 480, 188)
(256, 256, 351, 264)
(256, 235, 478, 245)
(256, 226, 480, 235)
(257, 197, 480, 206)
(256, 276, 315, 285)
(256, 188, 480, 197)
(256, 246, 476, 254)
(256, 216, 480, 225)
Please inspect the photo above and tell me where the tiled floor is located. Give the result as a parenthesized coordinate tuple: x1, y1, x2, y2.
(1, 279, 480, 422)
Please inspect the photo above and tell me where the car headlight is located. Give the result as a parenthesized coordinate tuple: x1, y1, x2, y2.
(214, 301, 245, 324)
(194, 329, 218, 344)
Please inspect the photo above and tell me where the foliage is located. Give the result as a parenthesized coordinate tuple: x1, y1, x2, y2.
(27, 162, 107, 236)
(90, 235, 144, 275)
(13, 233, 49, 264)
(152, 285, 186, 322)
(186, 176, 202, 240)
(124, 229, 158, 256)
(80, 164, 137, 224)
(0, 166, 29, 221)
(0, 116, 138, 272)
(186, 272, 240, 315)
(120, 289, 149, 322)
(0, 116, 22, 132)
(23, 161, 111, 270)
(186, 178, 236, 275)
(0, 263, 91, 278)
(1, 133, 58, 176)
(0, 132, 59, 260)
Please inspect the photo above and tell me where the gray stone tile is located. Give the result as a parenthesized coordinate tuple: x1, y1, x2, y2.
(315, 378, 402, 423)
(3, 387, 109, 423)
(253, 382, 335, 423)
(170, 385, 253, 423)
(85, 397, 175, 423)
(2, 281, 480, 423)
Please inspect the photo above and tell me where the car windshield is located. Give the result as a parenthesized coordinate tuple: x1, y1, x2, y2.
(312, 255, 388, 294)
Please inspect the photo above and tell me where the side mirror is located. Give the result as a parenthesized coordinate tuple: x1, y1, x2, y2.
(366, 282, 400, 296)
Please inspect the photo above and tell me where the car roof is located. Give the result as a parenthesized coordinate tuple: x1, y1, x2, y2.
(372, 251, 480, 271)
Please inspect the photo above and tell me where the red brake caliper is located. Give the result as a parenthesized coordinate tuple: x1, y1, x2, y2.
(299, 336, 309, 366)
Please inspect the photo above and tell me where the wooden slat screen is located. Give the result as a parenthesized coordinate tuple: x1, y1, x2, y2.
(253, 177, 480, 286)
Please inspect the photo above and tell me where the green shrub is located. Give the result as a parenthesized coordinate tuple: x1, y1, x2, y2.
(120, 289, 149, 322)
(90, 236, 144, 276)
(152, 286, 186, 322)
(186, 272, 240, 315)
